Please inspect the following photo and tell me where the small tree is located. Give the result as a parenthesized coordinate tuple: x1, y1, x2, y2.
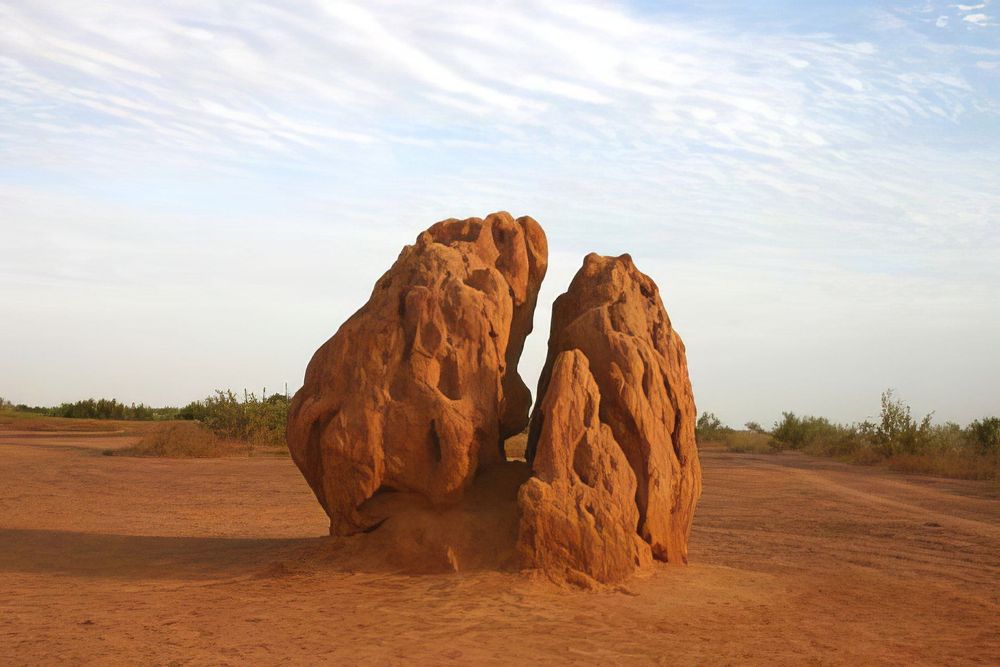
(202, 390, 247, 440)
(967, 417, 1000, 455)
(696, 412, 728, 442)
(770, 412, 845, 452)
(871, 389, 933, 457)
(771, 412, 804, 449)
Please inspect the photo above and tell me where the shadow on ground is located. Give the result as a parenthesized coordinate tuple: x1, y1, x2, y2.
(0, 528, 329, 581)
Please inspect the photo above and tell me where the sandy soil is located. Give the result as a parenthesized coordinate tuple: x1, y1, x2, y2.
(1, 428, 998, 666)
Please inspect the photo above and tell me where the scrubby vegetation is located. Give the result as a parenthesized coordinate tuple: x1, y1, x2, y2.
(9, 387, 996, 476)
(698, 390, 1000, 480)
(186, 390, 290, 448)
(2, 389, 291, 451)
(11, 398, 173, 421)
(695, 412, 729, 442)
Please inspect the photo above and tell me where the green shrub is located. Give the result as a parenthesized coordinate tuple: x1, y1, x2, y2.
(696, 412, 729, 442)
(806, 424, 867, 458)
(868, 389, 934, 457)
(770, 412, 844, 451)
(3, 388, 290, 449)
(762, 391, 998, 480)
(928, 422, 965, 453)
(5, 398, 180, 421)
(197, 389, 289, 448)
(176, 400, 208, 421)
(967, 417, 1000, 455)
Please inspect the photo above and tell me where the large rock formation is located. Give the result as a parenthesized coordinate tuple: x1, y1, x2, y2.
(523, 253, 701, 572)
(287, 217, 701, 584)
(517, 350, 653, 586)
(287, 212, 547, 534)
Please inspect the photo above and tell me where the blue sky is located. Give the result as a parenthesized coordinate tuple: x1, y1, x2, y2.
(1, 0, 997, 425)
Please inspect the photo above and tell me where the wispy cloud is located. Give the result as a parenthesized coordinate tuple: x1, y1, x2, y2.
(963, 12, 994, 24)
(1, 1, 994, 170)
(941, 0, 997, 25)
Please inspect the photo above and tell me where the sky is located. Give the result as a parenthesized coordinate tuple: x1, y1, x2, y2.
(1, 0, 998, 427)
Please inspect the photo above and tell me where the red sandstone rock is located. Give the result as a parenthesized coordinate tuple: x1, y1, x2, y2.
(287, 212, 547, 534)
(517, 350, 653, 586)
(526, 253, 701, 565)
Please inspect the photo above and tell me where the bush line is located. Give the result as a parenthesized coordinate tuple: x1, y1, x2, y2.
(1, 390, 290, 448)
(696, 390, 999, 480)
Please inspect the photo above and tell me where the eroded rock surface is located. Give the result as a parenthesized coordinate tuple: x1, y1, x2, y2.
(287, 212, 547, 534)
(517, 350, 653, 586)
(526, 253, 701, 566)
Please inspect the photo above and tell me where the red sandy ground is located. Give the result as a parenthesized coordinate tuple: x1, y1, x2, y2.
(1, 427, 998, 665)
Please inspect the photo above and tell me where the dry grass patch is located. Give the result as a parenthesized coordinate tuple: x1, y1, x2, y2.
(109, 422, 250, 458)
(720, 430, 774, 454)
(108, 421, 291, 458)
(882, 452, 1000, 481)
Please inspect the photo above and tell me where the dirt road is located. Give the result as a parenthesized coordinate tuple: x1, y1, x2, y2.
(1, 430, 997, 665)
